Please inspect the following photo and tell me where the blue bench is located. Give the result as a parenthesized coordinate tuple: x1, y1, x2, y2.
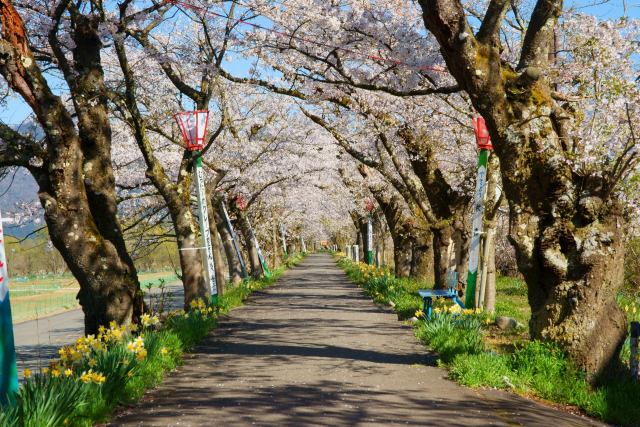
(418, 271, 465, 320)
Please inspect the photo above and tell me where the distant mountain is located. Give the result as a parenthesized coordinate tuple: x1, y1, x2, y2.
(0, 167, 42, 238)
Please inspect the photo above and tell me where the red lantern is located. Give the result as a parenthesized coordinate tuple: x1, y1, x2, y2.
(472, 116, 493, 150)
(365, 199, 375, 213)
(174, 110, 210, 151)
(234, 195, 247, 210)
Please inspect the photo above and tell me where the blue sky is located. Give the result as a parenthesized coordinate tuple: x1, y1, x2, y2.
(0, 0, 637, 126)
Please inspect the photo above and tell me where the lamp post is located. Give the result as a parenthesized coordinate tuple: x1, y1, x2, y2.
(221, 202, 248, 279)
(465, 116, 493, 309)
(0, 211, 18, 403)
(174, 110, 218, 303)
(365, 199, 375, 265)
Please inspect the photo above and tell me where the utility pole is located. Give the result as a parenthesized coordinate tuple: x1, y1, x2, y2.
(0, 211, 18, 403)
(175, 110, 217, 303)
(221, 202, 248, 279)
(465, 116, 493, 309)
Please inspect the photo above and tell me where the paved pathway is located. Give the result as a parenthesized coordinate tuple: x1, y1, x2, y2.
(111, 253, 605, 426)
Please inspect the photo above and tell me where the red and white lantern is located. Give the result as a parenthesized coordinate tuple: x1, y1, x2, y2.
(472, 116, 493, 150)
(174, 110, 210, 151)
(365, 199, 375, 213)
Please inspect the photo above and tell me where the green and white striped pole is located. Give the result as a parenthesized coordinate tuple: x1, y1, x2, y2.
(465, 116, 493, 308)
(366, 214, 374, 265)
(221, 202, 248, 279)
(247, 218, 271, 278)
(0, 211, 18, 403)
(194, 155, 218, 304)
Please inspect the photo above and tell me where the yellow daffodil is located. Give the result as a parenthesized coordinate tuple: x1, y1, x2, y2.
(51, 369, 61, 378)
(41, 367, 49, 375)
(64, 368, 73, 377)
(160, 347, 168, 356)
(88, 358, 97, 368)
(415, 309, 425, 318)
(23, 368, 32, 378)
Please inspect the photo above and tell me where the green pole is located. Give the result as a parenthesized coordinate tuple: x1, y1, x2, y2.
(194, 155, 218, 305)
(0, 211, 18, 403)
(366, 214, 374, 265)
(465, 116, 493, 308)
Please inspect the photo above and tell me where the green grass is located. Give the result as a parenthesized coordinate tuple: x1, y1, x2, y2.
(494, 275, 530, 325)
(337, 256, 640, 427)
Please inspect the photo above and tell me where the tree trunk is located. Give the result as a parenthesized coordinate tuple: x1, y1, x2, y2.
(112, 36, 211, 309)
(173, 209, 210, 307)
(0, 3, 143, 334)
(272, 221, 281, 268)
(410, 228, 435, 283)
(233, 206, 262, 279)
(213, 196, 244, 285)
(418, 0, 627, 377)
(432, 227, 453, 290)
(482, 227, 497, 312)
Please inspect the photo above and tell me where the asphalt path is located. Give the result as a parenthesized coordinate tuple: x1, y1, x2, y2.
(110, 253, 606, 427)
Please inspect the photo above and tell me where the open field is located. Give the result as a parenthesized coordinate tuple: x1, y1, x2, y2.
(10, 271, 179, 323)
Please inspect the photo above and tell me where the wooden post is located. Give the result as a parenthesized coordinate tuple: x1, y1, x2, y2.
(631, 321, 639, 380)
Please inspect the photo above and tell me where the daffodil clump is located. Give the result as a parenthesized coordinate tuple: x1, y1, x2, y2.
(358, 263, 392, 282)
(622, 300, 640, 322)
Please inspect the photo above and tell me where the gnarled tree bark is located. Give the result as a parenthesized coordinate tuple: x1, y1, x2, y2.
(418, 0, 628, 378)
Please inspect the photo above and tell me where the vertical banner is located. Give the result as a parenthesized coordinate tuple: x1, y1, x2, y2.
(194, 157, 217, 302)
(366, 215, 374, 265)
(221, 203, 248, 279)
(0, 211, 18, 402)
(300, 236, 307, 253)
(465, 117, 493, 308)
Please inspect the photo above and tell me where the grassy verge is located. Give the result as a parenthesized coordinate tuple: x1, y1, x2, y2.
(11, 271, 179, 323)
(1, 253, 306, 427)
(336, 255, 640, 427)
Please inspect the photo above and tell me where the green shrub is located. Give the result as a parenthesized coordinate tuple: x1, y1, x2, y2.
(415, 314, 484, 363)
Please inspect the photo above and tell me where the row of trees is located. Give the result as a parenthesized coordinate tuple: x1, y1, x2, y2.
(0, 0, 638, 381)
